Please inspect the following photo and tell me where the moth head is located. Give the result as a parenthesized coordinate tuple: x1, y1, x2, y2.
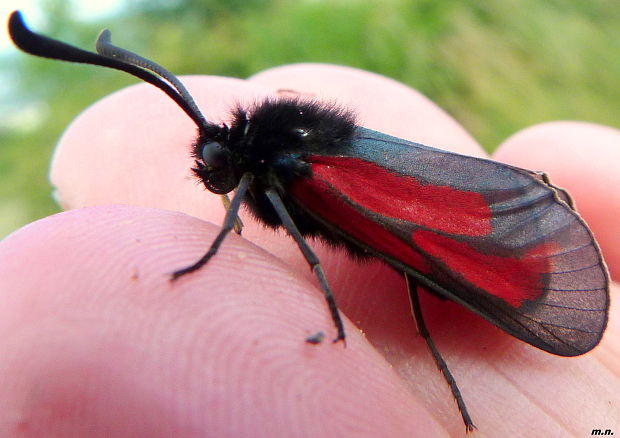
(192, 139, 239, 194)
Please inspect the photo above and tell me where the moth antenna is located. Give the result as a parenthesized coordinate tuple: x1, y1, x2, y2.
(95, 29, 209, 129)
(7, 10, 213, 132)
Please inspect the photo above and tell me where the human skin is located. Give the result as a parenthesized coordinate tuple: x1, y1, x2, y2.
(0, 64, 618, 437)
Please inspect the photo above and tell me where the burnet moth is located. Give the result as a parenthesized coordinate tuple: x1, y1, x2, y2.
(8, 10, 609, 431)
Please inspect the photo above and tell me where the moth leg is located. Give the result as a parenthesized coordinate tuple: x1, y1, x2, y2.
(220, 194, 244, 234)
(405, 273, 476, 432)
(265, 188, 346, 343)
(171, 172, 254, 280)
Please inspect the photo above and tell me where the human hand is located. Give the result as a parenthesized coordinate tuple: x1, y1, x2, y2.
(0, 64, 618, 437)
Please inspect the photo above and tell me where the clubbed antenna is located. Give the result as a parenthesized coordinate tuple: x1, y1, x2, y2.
(8, 10, 213, 132)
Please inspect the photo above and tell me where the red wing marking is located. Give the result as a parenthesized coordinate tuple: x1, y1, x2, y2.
(290, 174, 431, 273)
(412, 230, 560, 307)
(309, 156, 492, 236)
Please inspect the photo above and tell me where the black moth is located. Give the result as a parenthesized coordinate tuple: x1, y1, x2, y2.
(9, 10, 609, 432)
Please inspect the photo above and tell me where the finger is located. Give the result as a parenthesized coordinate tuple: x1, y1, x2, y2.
(248, 63, 485, 157)
(493, 121, 620, 280)
(50, 76, 267, 220)
(0, 205, 446, 437)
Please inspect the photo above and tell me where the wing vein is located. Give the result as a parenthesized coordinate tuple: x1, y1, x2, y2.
(535, 302, 606, 311)
(546, 261, 603, 275)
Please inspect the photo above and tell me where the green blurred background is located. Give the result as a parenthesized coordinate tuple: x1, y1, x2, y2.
(1, 0, 619, 238)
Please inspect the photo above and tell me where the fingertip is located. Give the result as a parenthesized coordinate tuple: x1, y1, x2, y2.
(249, 63, 485, 157)
(0, 205, 445, 437)
(494, 121, 620, 180)
(494, 121, 620, 279)
(50, 76, 271, 214)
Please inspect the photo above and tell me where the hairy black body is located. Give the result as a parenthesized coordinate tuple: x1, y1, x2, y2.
(192, 98, 370, 257)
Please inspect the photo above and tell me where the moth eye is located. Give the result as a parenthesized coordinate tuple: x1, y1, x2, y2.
(202, 141, 230, 170)
(294, 128, 309, 137)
